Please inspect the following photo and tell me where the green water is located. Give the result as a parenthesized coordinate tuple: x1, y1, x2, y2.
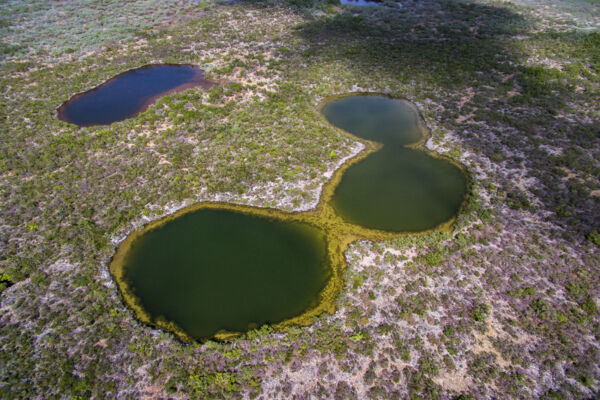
(322, 95, 467, 232)
(121, 209, 330, 340)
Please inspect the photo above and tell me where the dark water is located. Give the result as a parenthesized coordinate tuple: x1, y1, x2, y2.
(121, 209, 330, 340)
(58, 64, 212, 127)
(322, 95, 467, 232)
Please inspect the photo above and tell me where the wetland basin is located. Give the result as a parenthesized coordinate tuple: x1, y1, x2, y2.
(321, 95, 467, 232)
(57, 64, 214, 127)
(113, 208, 331, 341)
(110, 93, 468, 342)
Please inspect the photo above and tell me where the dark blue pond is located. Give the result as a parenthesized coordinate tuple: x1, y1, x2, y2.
(57, 64, 214, 127)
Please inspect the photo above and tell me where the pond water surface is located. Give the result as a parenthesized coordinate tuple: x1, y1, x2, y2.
(321, 95, 467, 232)
(118, 209, 330, 340)
(57, 64, 214, 127)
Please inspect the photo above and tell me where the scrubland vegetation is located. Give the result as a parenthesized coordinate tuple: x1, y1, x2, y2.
(0, 0, 598, 398)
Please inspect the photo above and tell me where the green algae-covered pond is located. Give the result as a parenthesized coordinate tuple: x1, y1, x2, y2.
(117, 209, 330, 341)
(321, 95, 467, 232)
(110, 92, 468, 342)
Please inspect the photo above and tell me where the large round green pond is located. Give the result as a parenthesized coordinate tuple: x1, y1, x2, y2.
(120, 209, 330, 340)
(321, 95, 467, 232)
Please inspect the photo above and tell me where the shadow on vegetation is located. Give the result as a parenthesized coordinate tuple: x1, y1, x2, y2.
(290, 0, 599, 235)
(293, 0, 527, 88)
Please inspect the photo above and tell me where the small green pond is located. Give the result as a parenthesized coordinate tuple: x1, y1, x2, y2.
(321, 95, 467, 232)
(120, 209, 330, 340)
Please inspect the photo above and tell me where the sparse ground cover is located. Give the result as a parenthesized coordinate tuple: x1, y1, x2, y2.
(0, 0, 598, 398)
